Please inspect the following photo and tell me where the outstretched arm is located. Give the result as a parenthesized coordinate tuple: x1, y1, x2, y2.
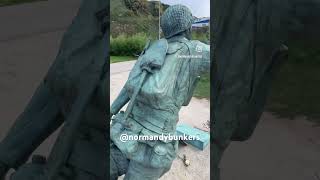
(191, 41, 211, 75)
(199, 42, 211, 74)
(110, 87, 130, 116)
(0, 82, 63, 171)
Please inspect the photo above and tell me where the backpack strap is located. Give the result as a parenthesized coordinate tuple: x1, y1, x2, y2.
(123, 39, 168, 120)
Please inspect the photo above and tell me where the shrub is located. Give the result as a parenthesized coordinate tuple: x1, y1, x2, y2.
(192, 27, 210, 44)
(110, 33, 148, 56)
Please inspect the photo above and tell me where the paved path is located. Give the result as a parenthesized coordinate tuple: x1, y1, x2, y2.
(0, 0, 81, 42)
(221, 113, 320, 180)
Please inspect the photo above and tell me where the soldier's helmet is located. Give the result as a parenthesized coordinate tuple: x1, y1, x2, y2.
(160, 4, 194, 39)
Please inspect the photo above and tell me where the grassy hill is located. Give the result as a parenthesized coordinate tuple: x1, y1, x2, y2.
(111, 0, 169, 39)
(110, 0, 210, 100)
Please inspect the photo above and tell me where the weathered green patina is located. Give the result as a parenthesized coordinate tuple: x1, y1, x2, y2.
(212, 0, 320, 179)
(211, 0, 289, 178)
(0, 0, 109, 179)
(110, 5, 210, 180)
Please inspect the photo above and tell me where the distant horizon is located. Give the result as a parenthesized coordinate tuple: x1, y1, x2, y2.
(158, 0, 210, 18)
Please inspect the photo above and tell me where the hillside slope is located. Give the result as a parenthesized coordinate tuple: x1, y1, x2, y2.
(111, 0, 169, 38)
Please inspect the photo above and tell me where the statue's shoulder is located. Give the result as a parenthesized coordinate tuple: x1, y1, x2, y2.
(166, 39, 188, 55)
(136, 39, 168, 70)
(140, 39, 168, 55)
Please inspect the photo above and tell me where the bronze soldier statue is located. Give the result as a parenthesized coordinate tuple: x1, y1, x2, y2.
(0, 0, 109, 179)
(212, 0, 320, 179)
(110, 5, 210, 180)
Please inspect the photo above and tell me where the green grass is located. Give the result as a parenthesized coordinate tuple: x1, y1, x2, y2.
(0, 0, 45, 6)
(110, 33, 148, 56)
(192, 27, 210, 44)
(266, 45, 320, 123)
(193, 73, 210, 99)
(110, 0, 160, 39)
(111, 56, 136, 63)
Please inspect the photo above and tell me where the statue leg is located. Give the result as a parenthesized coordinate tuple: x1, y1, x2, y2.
(110, 143, 129, 180)
(0, 83, 62, 170)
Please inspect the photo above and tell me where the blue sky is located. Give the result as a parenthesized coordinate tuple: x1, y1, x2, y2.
(159, 0, 210, 18)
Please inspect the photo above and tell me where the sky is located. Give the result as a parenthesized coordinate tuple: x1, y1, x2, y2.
(159, 0, 210, 18)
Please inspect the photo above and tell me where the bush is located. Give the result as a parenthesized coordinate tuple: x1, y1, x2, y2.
(192, 27, 210, 44)
(192, 32, 209, 44)
(110, 33, 148, 56)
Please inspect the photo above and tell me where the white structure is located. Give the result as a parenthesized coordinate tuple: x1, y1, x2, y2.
(192, 17, 210, 28)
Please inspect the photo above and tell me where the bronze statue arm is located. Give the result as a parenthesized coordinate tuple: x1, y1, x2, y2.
(199, 43, 211, 74)
(0, 82, 63, 171)
(110, 87, 130, 115)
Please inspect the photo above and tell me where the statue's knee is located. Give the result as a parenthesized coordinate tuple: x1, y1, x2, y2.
(110, 144, 129, 178)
